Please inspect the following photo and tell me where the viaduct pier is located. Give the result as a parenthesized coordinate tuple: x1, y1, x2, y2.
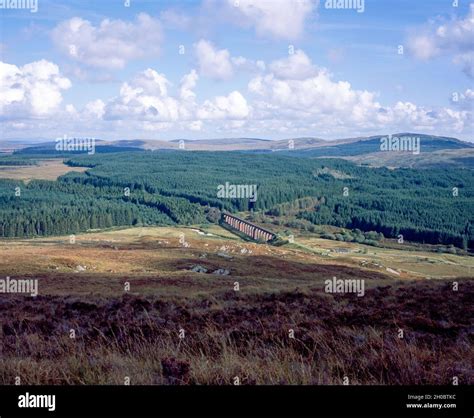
(221, 213, 276, 242)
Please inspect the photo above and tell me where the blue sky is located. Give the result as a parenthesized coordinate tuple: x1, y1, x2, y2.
(0, 0, 473, 141)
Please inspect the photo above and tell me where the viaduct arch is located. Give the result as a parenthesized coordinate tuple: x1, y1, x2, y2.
(221, 213, 276, 242)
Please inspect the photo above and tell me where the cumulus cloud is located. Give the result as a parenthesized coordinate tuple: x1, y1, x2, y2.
(104, 69, 187, 122)
(407, 3, 474, 78)
(195, 39, 266, 80)
(180, 69, 199, 101)
(407, 35, 440, 60)
(247, 50, 471, 135)
(269, 49, 317, 79)
(0, 60, 71, 119)
(249, 50, 379, 122)
(3, 52, 470, 139)
(197, 91, 250, 120)
(103, 67, 249, 125)
(223, 0, 317, 40)
(84, 99, 106, 119)
(195, 39, 234, 80)
(51, 14, 163, 70)
(232, 56, 266, 72)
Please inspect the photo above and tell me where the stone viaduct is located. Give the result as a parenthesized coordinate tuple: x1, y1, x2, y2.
(222, 213, 276, 242)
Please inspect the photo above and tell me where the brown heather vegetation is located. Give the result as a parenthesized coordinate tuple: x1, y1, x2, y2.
(0, 280, 472, 385)
(0, 227, 472, 385)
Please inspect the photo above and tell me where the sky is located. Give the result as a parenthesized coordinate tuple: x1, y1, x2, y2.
(0, 0, 473, 141)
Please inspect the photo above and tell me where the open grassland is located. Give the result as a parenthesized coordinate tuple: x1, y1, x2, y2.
(0, 226, 472, 385)
(291, 235, 473, 279)
(0, 159, 87, 182)
(233, 218, 473, 279)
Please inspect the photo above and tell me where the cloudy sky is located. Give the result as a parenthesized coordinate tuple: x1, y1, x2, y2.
(0, 0, 473, 141)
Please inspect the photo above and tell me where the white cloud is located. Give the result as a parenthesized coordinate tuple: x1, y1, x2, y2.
(195, 39, 234, 80)
(104, 69, 186, 122)
(84, 99, 105, 119)
(188, 120, 203, 131)
(407, 35, 440, 60)
(232, 56, 266, 72)
(141, 121, 173, 132)
(249, 50, 379, 122)
(3, 52, 470, 140)
(63, 52, 471, 137)
(51, 13, 163, 70)
(180, 69, 199, 101)
(195, 39, 266, 80)
(247, 50, 472, 135)
(223, 0, 317, 40)
(65, 104, 77, 114)
(103, 67, 249, 124)
(269, 49, 317, 79)
(197, 91, 250, 120)
(407, 3, 474, 78)
(0, 59, 71, 118)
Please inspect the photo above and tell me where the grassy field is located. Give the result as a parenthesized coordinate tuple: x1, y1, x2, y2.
(0, 159, 87, 182)
(0, 226, 472, 385)
(292, 235, 473, 279)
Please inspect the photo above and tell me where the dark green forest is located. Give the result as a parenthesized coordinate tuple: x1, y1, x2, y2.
(0, 151, 472, 248)
(0, 156, 37, 166)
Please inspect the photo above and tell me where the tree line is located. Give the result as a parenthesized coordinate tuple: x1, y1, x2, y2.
(0, 151, 472, 248)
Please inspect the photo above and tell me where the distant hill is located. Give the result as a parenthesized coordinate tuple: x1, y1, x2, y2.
(6, 133, 473, 168)
(280, 134, 472, 156)
(276, 134, 474, 168)
(15, 139, 144, 155)
(147, 137, 325, 151)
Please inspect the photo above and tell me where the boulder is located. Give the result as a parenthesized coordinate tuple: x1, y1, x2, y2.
(190, 265, 208, 273)
(213, 268, 230, 276)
